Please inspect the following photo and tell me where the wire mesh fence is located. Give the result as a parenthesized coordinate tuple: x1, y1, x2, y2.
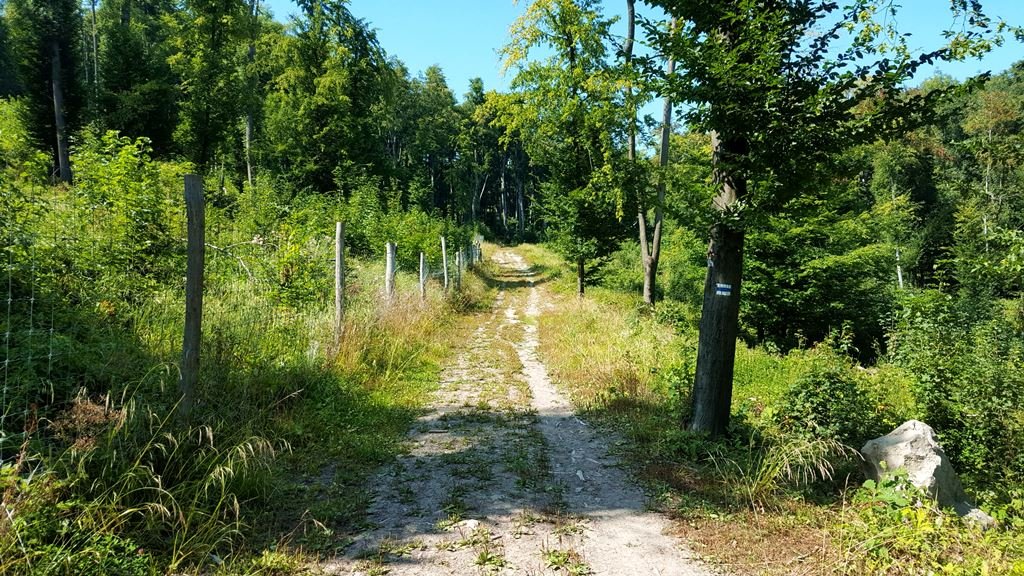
(1, 177, 480, 462)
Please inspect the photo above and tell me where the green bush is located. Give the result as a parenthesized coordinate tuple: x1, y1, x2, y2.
(660, 227, 708, 309)
(344, 180, 472, 272)
(72, 129, 183, 293)
(597, 240, 643, 294)
(773, 347, 885, 447)
(0, 97, 49, 185)
(889, 289, 1024, 496)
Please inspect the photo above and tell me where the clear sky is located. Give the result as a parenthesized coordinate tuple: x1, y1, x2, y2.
(261, 0, 1023, 103)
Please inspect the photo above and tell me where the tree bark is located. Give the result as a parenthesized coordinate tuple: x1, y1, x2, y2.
(690, 131, 748, 437)
(500, 169, 508, 234)
(51, 39, 71, 184)
(516, 179, 525, 236)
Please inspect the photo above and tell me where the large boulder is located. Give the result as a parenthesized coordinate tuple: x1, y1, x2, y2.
(860, 420, 994, 528)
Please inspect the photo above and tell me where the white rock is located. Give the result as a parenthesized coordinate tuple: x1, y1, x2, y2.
(861, 420, 995, 528)
(453, 519, 481, 532)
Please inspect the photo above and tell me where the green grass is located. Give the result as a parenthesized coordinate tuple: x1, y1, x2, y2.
(0, 162, 493, 574)
(521, 242, 1024, 576)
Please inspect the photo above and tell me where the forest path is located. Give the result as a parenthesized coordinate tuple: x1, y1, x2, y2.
(324, 249, 715, 576)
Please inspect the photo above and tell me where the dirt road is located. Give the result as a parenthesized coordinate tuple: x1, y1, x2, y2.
(325, 249, 715, 576)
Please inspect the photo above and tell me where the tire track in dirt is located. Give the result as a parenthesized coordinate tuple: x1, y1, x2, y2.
(323, 250, 716, 576)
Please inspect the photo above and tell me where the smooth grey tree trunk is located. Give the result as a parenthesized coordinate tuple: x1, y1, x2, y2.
(624, 0, 636, 165)
(51, 40, 71, 184)
(441, 235, 449, 292)
(516, 182, 525, 236)
(690, 131, 747, 437)
(244, 0, 259, 187)
(91, 0, 98, 93)
(419, 252, 427, 300)
(638, 18, 675, 306)
(455, 250, 462, 292)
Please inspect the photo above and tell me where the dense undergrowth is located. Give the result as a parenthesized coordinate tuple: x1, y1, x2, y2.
(527, 243, 1024, 575)
(0, 124, 489, 574)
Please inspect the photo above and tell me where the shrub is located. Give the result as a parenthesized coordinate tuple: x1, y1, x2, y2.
(0, 399, 279, 574)
(344, 180, 473, 272)
(773, 347, 885, 447)
(710, 433, 851, 509)
(660, 227, 708, 309)
(889, 289, 1024, 496)
(0, 98, 49, 185)
(597, 240, 643, 294)
(72, 129, 182, 292)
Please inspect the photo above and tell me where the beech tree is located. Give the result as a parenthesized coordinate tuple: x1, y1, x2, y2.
(97, 0, 179, 153)
(500, 0, 629, 295)
(260, 0, 389, 192)
(647, 0, 1004, 436)
(167, 0, 248, 168)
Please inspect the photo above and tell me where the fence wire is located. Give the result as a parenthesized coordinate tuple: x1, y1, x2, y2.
(0, 181, 479, 463)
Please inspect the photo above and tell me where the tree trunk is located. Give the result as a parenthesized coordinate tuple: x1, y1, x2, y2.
(516, 179, 525, 236)
(51, 39, 71, 184)
(90, 0, 99, 98)
(500, 170, 508, 234)
(473, 173, 488, 223)
(624, 0, 636, 165)
(628, 0, 651, 303)
(245, 110, 254, 186)
(690, 131, 748, 437)
(577, 257, 585, 297)
(245, 0, 259, 188)
(639, 17, 675, 306)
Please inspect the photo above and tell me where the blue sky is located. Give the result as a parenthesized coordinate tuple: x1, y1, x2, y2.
(262, 0, 1023, 102)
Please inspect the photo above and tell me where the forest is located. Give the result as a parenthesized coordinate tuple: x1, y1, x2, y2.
(0, 0, 1023, 574)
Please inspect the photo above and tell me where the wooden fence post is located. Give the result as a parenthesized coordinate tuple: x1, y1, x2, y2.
(385, 242, 396, 298)
(419, 252, 427, 300)
(180, 175, 205, 420)
(455, 249, 462, 291)
(441, 235, 449, 292)
(335, 222, 345, 342)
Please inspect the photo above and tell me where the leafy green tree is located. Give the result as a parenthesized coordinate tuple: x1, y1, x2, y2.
(167, 0, 248, 168)
(454, 78, 493, 224)
(242, 0, 260, 186)
(0, 11, 20, 97)
(500, 0, 630, 295)
(648, 0, 1005, 436)
(742, 163, 902, 359)
(5, 0, 83, 182)
(463, 87, 534, 238)
(953, 73, 1024, 293)
(409, 66, 460, 214)
(260, 0, 390, 192)
(96, 0, 180, 153)
(636, 14, 673, 306)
